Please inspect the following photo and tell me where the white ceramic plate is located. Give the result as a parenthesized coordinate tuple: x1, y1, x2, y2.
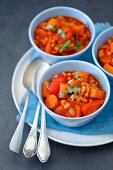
(12, 47, 113, 147)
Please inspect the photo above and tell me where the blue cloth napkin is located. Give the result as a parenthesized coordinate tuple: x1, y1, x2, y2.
(17, 23, 113, 135)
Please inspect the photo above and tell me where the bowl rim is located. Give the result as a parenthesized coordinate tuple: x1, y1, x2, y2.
(37, 60, 110, 120)
(29, 6, 95, 59)
(92, 26, 113, 78)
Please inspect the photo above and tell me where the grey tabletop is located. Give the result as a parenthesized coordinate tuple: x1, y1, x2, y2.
(1, 0, 113, 170)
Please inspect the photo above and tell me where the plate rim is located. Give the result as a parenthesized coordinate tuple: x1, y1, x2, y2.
(11, 47, 113, 147)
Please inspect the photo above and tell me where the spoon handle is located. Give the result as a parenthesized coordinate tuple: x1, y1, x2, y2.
(23, 102, 40, 158)
(37, 107, 50, 162)
(9, 92, 29, 153)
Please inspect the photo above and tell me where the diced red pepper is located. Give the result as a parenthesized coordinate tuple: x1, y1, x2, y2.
(47, 74, 67, 95)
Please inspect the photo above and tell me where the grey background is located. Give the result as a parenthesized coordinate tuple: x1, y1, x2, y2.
(0, 0, 113, 170)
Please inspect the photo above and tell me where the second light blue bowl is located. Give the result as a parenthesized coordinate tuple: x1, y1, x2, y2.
(29, 6, 95, 64)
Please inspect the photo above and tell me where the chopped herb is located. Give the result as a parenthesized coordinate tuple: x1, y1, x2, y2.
(59, 91, 68, 98)
(75, 72, 79, 79)
(68, 85, 79, 94)
(60, 40, 71, 53)
(45, 24, 58, 33)
(70, 94, 75, 101)
(54, 75, 58, 78)
(45, 24, 54, 30)
(96, 87, 102, 90)
(45, 84, 49, 89)
(64, 24, 72, 28)
(59, 92, 65, 98)
(68, 86, 73, 93)
(53, 27, 58, 33)
(73, 87, 79, 93)
(76, 84, 79, 88)
(57, 28, 65, 38)
(67, 79, 74, 84)
(73, 41, 82, 50)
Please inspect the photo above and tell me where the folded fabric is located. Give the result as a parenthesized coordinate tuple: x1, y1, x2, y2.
(17, 23, 113, 135)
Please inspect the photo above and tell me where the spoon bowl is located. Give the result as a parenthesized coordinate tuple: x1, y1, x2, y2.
(22, 57, 51, 161)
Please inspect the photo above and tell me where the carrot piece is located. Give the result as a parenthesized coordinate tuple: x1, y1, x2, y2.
(73, 25, 85, 35)
(48, 74, 67, 96)
(42, 81, 50, 98)
(48, 18, 57, 27)
(79, 72, 90, 82)
(103, 63, 113, 74)
(81, 99, 104, 116)
(98, 55, 111, 64)
(65, 105, 81, 118)
(54, 106, 66, 116)
(90, 87, 106, 99)
(69, 80, 80, 88)
(44, 39, 52, 53)
(45, 94, 60, 110)
(35, 28, 47, 38)
(58, 83, 68, 99)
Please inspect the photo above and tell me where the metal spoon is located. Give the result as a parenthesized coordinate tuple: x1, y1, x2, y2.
(9, 58, 49, 153)
(37, 107, 50, 162)
(9, 92, 29, 153)
(22, 58, 50, 160)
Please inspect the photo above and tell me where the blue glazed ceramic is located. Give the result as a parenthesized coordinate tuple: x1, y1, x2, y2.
(92, 27, 113, 81)
(37, 60, 110, 127)
(29, 6, 95, 64)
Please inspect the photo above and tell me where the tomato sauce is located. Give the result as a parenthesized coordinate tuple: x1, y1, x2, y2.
(34, 16, 91, 56)
(98, 36, 113, 74)
(42, 71, 105, 118)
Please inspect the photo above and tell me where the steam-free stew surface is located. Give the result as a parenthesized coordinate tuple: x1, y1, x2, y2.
(42, 71, 106, 118)
(34, 16, 91, 55)
(98, 36, 113, 74)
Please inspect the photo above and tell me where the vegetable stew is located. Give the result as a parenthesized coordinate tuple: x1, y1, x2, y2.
(34, 16, 91, 56)
(42, 71, 106, 118)
(98, 36, 113, 74)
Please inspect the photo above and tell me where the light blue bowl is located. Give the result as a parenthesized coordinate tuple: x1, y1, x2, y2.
(92, 27, 113, 81)
(37, 60, 110, 127)
(29, 6, 95, 64)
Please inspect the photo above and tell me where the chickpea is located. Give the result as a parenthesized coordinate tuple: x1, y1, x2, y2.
(67, 76, 71, 80)
(81, 97, 88, 103)
(62, 72, 67, 76)
(84, 92, 89, 97)
(98, 49, 104, 57)
(81, 86, 86, 93)
(81, 82, 86, 86)
(60, 100, 66, 107)
(64, 103, 71, 109)
(67, 73, 72, 76)
(86, 86, 90, 93)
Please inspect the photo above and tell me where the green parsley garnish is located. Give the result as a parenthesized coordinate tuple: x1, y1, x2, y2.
(68, 86, 73, 94)
(45, 84, 49, 89)
(68, 85, 79, 94)
(73, 41, 82, 50)
(45, 24, 54, 30)
(57, 28, 65, 38)
(70, 94, 75, 101)
(72, 86, 79, 93)
(45, 24, 58, 33)
(59, 91, 68, 98)
(76, 84, 79, 88)
(67, 79, 74, 84)
(75, 72, 79, 79)
(64, 24, 72, 28)
(54, 75, 58, 78)
(60, 40, 71, 53)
